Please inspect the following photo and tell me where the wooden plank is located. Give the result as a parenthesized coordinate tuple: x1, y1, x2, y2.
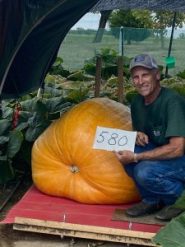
(117, 56, 124, 103)
(13, 217, 158, 246)
(94, 56, 102, 97)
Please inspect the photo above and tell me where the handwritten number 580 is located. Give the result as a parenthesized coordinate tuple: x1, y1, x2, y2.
(97, 131, 128, 146)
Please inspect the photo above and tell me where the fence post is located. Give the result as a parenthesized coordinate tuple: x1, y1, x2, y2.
(119, 26, 124, 56)
(94, 56, 102, 97)
(165, 12, 177, 78)
(117, 56, 124, 103)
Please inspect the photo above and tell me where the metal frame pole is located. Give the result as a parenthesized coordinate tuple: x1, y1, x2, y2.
(165, 12, 177, 77)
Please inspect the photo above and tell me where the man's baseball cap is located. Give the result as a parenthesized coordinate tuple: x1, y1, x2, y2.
(130, 54, 158, 70)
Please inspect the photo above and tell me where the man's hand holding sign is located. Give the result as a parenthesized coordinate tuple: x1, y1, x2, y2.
(114, 131, 149, 164)
(93, 126, 137, 164)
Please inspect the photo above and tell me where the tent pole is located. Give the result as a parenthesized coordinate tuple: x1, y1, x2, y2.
(165, 12, 177, 77)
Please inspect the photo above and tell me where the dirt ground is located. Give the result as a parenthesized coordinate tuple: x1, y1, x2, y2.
(0, 177, 149, 247)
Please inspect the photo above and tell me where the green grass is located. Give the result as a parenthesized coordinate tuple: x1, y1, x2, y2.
(58, 29, 185, 75)
(58, 33, 119, 71)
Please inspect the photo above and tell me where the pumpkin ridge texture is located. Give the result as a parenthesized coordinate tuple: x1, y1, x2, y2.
(32, 98, 140, 204)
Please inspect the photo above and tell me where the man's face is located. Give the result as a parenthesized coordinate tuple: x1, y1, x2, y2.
(131, 66, 160, 98)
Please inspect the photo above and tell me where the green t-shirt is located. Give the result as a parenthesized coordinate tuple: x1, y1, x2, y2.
(131, 87, 185, 146)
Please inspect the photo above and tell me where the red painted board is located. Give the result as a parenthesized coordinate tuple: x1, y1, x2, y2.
(1, 186, 162, 233)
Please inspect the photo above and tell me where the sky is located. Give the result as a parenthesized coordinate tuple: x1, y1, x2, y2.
(71, 13, 102, 30)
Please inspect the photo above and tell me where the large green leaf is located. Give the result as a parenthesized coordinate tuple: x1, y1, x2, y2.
(44, 86, 62, 97)
(174, 191, 185, 209)
(15, 122, 29, 131)
(20, 98, 47, 113)
(67, 87, 89, 103)
(0, 136, 9, 145)
(0, 155, 7, 161)
(153, 213, 185, 247)
(25, 111, 50, 142)
(32, 99, 48, 114)
(18, 111, 33, 121)
(0, 157, 15, 184)
(2, 107, 13, 119)
(7, 130, 24, 159)
(19, 98, 37, 111)
(25, 123, 49, 142)
(44, 96, 72, 113)
(0, 119, 11, 135)
(24, 104, 51, 142)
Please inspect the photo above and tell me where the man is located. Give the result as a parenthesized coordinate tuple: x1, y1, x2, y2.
(115, 54, 185, 221)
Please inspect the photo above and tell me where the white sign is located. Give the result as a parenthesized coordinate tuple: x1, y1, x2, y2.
(93, 126, 137, 152)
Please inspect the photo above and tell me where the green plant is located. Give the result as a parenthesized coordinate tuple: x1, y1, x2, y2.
(177, 69, 185, 79)
(0, 119, 24, 183)
(83, 48, 131, 80)
(0, 91, 73, 184)
(83, 48, 119, 79)
(67, 70, 94, 81)
(153, 212, 185, 247)
(67, 86, 90, 103)
(49, 57, 70, 77)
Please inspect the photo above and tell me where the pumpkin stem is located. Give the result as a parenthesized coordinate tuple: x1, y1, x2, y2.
(70, 165, 80, 173)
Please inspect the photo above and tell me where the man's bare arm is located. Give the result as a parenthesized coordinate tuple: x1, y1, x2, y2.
(136, 136, 185, 161)
(114, 137, 185, 165)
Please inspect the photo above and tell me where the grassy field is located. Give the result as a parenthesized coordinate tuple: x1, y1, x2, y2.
(58, 29, 185, 75)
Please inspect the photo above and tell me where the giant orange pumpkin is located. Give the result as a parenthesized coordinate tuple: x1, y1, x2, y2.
(32, 98, 140, 204)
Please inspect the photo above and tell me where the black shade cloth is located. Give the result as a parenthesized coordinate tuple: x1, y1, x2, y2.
(0, 0, 99, 99)
(92, 0, 185, 12)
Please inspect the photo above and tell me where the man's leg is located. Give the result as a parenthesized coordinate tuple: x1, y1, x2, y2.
(123, 143, 185, 217)
(134, 160, 185, 205)
(124, 143, 160, 204)
(133, 159, 185, 220)
(123, 143, 164, 216)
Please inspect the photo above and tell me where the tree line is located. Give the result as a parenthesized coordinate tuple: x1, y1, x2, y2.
(94, 10, 185, 46)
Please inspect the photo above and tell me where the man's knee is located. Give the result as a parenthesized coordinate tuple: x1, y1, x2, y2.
(134, 161, 157, 186)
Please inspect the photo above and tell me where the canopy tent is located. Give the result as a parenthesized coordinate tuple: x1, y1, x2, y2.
(92, 0, 185, 12)
(0, 0, 99, 99)
(1, 0, 185, 99)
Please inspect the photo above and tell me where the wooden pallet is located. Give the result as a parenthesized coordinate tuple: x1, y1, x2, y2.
(13, 217, 157, 246)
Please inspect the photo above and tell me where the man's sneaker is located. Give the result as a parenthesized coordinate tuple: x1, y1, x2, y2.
(125, 201, 162, 217)
(155, 206, 184, 221)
